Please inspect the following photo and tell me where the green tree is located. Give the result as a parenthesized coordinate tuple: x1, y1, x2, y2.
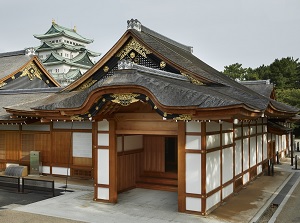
(223, 63, 247, 80)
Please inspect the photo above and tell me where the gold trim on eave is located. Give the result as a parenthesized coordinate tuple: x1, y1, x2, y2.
(181, 72, 204, 85)
(111, 93, 140, 106)
(117, 38, 151, 60)
(78, 78, 97, 90)
(20, 63, 43, 81)
(173, 114, 192, 121)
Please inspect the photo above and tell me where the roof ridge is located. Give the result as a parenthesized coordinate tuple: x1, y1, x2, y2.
(0, 50, 26, 58)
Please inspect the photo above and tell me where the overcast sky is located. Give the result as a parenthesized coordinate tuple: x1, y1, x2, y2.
(1, 0, 300, 71)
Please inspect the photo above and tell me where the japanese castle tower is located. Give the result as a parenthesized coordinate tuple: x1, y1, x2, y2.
(34, 20, 100, 86)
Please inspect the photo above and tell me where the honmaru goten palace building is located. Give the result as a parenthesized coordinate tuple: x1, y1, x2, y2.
(0, 19, 299, 215)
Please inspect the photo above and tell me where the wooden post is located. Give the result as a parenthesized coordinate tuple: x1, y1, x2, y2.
(109, 119, 117, 203)
(177, 122, 186, 212)
(201, 122, 207, 214)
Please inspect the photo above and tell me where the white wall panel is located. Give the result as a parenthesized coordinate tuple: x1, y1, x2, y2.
(186, 135, 201, 150)
(53, 121, 92, 129)
(263, 134, 268, 160)
(98, 119, 109, 131)
(97, 187, 109, 200)
(222, 147, 233, 183)
(243, 138, 249, 170)
(124, 135, 143, 151)
(0, 125, 19, 130)
(257, 125, 262, 134)
(52, 167, 70, 176)
(243, 172, 249, 184)
(222, 122, 233, 131)
(250, 137, 256, 167)
(250, 125, 256, 135)
(276, 135, 279, 152)
(222, 132, 233, 146)
(206, 122, 220, 132)
(263, 124, 267, 132)
(206, 134, 220, 149)
(257, 135, 263, 163)
(243, 126, 249, 136)
(206, 191, 221, 210)
(222, 183, 233, 199)
(98, 133, 109, 146)
(235, 126, 242, 138)
(22, 124, 50, 131)
(97, 149, 109, 185)
(186, 153, 201, 194)
(206, 151, 220, 192)
(73, 133, 92, 158)
(235, 140, 242, 175)
(257, 165, 262, 174)
(186, 197, 201, 212)
(186, 122, 201, 133)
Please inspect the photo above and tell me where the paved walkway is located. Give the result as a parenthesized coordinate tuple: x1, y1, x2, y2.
(1, 155, 300, 223)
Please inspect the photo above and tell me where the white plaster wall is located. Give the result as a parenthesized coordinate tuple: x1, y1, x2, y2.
(186, 197, 201, 212)
(97, 149, 109, 185)
(263, 124, 267, 133)
(282, 135, 286, 151)
(235, 140, 242, 175)
(250, 125, 256, 135)
(53, 121, 92, 129)
(263, 134, 268, 160)
(97, 187, 109, 200)
(243, 138, 249, 170)
(206, 121, 220, 132)
(276, 135, 279, 152)
(222, 132, 233, 146)
(250, 137, 256, 167)
(98, 120, 109, 131)
(186, 122, 201, 133)
(222, 183, 233, 199)
(22, 125, 50, 131)
(52, 167, 70, 176)
(186, 135, 201, 150)
(206, 191, 221, 210)
(186, 153, 201, 194)
(73, 132, 92, 158)
(206, 151, 220, 192)
(124, 135, 143, 151)
(257, 125, 262, 134)
(0, 125, 19, 130)
(98, 133, 109, 146)
(257, 165, 262, 174)
(206, 134, 220, 149)
(257, 135, 263, 163)
(222, 147, 233, 183)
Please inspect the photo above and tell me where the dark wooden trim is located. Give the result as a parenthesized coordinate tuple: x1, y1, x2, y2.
(186, 132, 202, 136)
(201, 122, 207, 214)
(185, 149, 202, 154)
(185, 193, 203, 198)
(117, 148, 143, 156)
(52, 129, 92, 133)
(96, 184, 109, 188)
(93, 121, 98, 201)
(98, 146, 109, 149)
(109, 119, 117, 203)
(177, 122, 186, 212)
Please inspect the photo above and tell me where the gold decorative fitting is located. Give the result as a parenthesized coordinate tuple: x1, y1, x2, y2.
(21, 63, 43, 81)
(103, 66, 109, 73)
(130, 51, 136, 58)
(160, 61, 166, 68)
(163, 112, 167, 117)
(181, 72, 204, 85)
(70, 115, 84, 121)
(11, 76, 15, 80)
(95, 106, 99, 110)
(173, 114, 192, 121)
(78, 78, 97, 90)
(116, 38, 151, 60)
(0, 82, 7, 88)
(154, 106, 157, 109)
(102, 98, 106, 102)
(145, 96, 149, 101)
(111, 93, 140, 106)
(88, 114, 92, 117)
(46, 80, 50, 84)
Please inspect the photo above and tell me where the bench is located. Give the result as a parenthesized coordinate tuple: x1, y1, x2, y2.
(22, 177, 55, 197)
(0, 175, 20, 192)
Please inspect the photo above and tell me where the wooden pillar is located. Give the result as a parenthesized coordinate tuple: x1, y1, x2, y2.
(177, 122, 186, 212)
(201, 122, 207, 214)
(109, 119, 117, 203)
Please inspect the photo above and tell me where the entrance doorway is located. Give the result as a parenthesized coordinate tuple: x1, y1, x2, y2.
(165, 137, 178, 173)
